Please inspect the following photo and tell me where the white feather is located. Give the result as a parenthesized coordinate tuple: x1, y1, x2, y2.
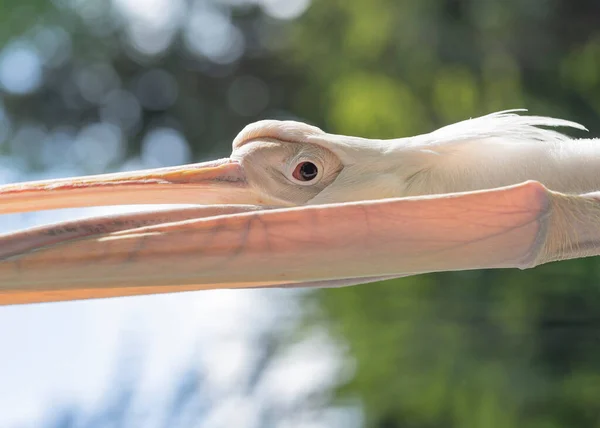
(396, 110, 599, 196)
(416, 109, 587, 148)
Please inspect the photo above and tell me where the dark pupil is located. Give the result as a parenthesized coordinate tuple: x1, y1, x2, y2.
(299, 162, 318, 180)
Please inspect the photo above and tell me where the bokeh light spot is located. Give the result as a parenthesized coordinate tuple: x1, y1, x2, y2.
(184, 8, 245, 64)
(0, 42, 43, 95)
(260, 0, 311, 20)
(41, 126, 77, 168)
(9, 124, 47, 165)
(113, 0, 185, 56)
(141, 128, 191, 167)
(70, 123, 124, 172)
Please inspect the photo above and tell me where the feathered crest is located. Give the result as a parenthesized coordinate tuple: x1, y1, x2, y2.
(422, 109, 588, 147)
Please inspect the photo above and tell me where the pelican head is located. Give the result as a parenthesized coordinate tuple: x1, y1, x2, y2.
(0, 117, 423, 213)
(229, 119, 416, 206)
(0, 109, 598, 305)
(0, 109, 588, 215)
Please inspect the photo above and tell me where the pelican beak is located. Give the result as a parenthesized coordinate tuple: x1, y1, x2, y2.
(0, 158, 279, 214)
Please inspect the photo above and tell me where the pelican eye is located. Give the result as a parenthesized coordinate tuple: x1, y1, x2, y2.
(292, 161, 319, 182)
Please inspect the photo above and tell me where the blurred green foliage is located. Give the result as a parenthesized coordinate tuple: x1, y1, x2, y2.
(2, 0, 600, 427)
(286, 1, 600, 427)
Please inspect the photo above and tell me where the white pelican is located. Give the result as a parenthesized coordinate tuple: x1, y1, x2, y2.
(0, 109, 598, 305)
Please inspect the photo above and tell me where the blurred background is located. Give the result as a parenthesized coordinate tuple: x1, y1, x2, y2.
(1, 0, 600, 427)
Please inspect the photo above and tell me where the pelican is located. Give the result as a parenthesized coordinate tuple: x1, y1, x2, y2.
(1, 109, 599, 305)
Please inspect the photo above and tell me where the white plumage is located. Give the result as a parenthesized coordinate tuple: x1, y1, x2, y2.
(384, 109, 598, 197)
